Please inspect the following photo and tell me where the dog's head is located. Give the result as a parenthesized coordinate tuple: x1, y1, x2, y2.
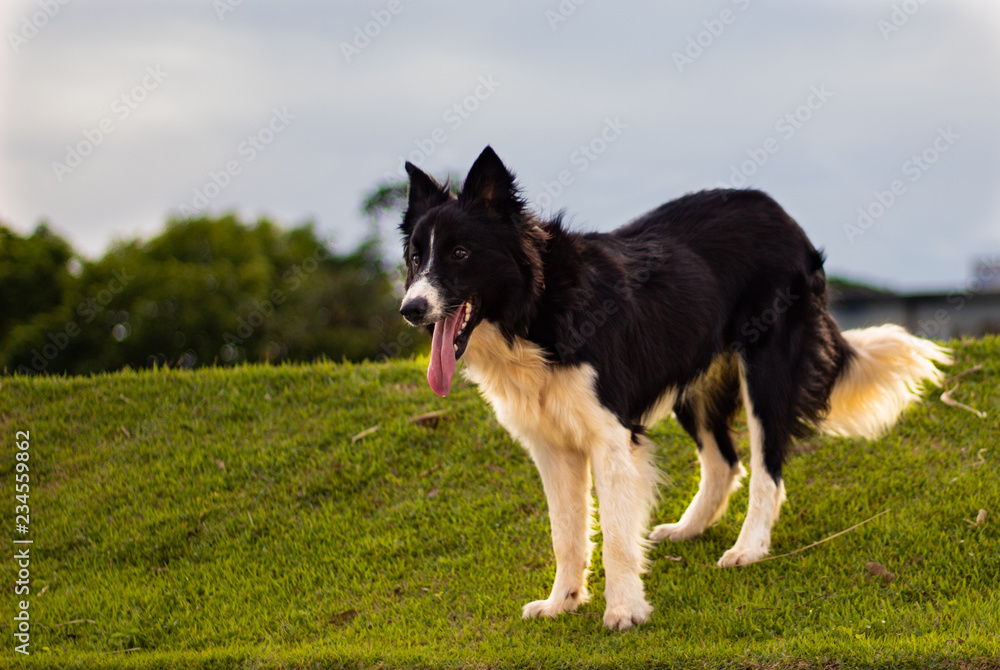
(399, 146, 545, 397)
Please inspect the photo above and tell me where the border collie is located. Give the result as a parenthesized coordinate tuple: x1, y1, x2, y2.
(398, 146, 950, 630)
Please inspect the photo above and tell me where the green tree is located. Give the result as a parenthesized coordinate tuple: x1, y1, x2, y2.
(1, 215, 421, 374)
(0, 223, 73, 344)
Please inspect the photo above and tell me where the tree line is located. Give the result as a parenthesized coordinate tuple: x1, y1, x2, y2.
(0, 207, 424, 375)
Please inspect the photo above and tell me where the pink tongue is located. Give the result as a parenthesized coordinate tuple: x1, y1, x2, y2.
(427, 305, 465, 397)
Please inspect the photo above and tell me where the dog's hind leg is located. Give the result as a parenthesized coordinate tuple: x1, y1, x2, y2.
(649, 419, 745, 542)
(522, 445, 594, 619)
(592, 428, 660, 630)
(651, 373, 745, 543)
(717, 357, 789, 567)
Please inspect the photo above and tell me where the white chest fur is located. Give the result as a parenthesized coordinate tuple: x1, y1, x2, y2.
(461, 322, 621, 454)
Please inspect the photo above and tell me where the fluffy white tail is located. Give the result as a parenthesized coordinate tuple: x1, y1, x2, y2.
(820, 324, 952, 439)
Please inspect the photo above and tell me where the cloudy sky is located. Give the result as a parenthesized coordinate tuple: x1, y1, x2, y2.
(1, 0, 998, 292)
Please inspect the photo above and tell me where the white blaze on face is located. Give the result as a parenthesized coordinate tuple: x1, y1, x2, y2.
(402, 227, 445, 322)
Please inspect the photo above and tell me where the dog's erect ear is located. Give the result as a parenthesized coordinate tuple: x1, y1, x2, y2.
(400, 162, 448, 235)
(459, 146, 521, 217)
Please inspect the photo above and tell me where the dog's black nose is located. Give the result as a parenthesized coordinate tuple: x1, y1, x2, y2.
(400, 297, 428, 323)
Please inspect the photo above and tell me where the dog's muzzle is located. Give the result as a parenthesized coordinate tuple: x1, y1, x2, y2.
(400, 297, 429, 326)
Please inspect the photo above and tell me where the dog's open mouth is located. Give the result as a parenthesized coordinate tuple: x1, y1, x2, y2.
(427, 299, 479, 397)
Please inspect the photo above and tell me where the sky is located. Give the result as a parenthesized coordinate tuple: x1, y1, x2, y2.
(1, 0, 999, 293)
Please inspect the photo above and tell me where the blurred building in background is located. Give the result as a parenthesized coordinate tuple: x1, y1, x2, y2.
(830, 257, 1000, 339)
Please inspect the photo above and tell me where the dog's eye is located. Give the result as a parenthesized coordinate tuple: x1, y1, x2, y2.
(410, 252, 421, 266)
(452, 247, 469, 261)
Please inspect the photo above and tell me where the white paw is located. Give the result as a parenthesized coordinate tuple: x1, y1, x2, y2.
(602, 599, 653, 631)
(717, 543, 768, 568)
(649, 521, 703, 543)
(521, 590, 587, 619)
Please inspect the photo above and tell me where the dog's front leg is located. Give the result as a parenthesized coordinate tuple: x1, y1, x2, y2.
(522, 445, 593, 620)
(592, 430, 658, 630)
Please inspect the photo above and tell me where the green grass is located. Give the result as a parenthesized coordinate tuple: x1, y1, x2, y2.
(2, 337, 998, 669)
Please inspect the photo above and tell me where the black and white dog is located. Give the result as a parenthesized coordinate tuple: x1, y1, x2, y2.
(398, 146, 950, 630)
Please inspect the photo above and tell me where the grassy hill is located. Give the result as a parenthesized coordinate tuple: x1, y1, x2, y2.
(2, 337, 998, 669)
